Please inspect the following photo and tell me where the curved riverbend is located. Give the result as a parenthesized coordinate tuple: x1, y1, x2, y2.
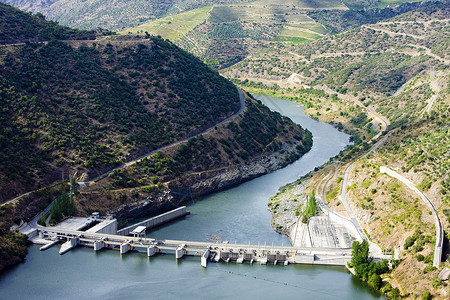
(0, 95, 382, 299)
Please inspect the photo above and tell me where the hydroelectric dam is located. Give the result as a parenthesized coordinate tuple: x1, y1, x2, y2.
(27, 207, 355, 268)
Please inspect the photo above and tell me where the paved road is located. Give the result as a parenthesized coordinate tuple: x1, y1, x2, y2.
(339, 133, 393, 256)
(426, 79, 440, 113)
(380, 167, 443, 267)
(1, 191, 34, 207)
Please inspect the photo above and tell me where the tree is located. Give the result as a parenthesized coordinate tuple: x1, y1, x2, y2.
(368, 273, 382, 290)
(351, 239, 371, 268)
(390, 288, 400, 300)
(38, 211, 46, 226)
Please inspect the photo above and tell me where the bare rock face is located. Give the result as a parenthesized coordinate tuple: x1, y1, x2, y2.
(438, 268, 450, 281)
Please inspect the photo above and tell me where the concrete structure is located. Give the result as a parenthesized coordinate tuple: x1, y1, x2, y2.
(201, 248, 210, 268)
(117, 207, 189, 236)
(35, 226, 357, 267)
(94, 237, 107, 251)
(147, 245, 157, 257)
(39, 240, 59, 251)
(175, 245, 186, 259)
(86, 218, 117, 235)
(130, 226, 146, 238)
(59, 236, 80, 254)
(120, 241, 132, 254)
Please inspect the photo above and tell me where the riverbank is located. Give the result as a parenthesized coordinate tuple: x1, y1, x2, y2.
(80, 139, 311, 221)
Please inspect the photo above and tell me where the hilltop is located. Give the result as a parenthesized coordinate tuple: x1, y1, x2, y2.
(0, 2, 96, 44)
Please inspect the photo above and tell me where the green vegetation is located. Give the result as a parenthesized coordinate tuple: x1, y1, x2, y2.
(2, 0, 250, 31)
(119, 6, 212, 39)
(0, 181, 70, 272)
(302, 191, 317, 223)
(350, 240, 393, 292)
(0, 204, 28, 272)
(38, 211, 46, 226)
(0, 3, 95, 44)
(381, 125, 450, 204)
(0, 16, 240, 200)
(49, 192, 75, 225)
(106, 97, 312, 193)
(123, 1, 341, 69)
(307, 1, 437, 33)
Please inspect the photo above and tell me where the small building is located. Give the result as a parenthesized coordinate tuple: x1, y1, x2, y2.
(130, 226, 146, 238)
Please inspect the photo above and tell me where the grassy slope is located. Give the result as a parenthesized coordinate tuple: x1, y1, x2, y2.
(118, 6, 212, 39)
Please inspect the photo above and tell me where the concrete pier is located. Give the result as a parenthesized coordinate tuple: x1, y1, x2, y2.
(40, 240, 59, 251)
(201, 248, 210, 268)
(175, 245, 185, 259)
(120, 241, 131, 254)
(147, 245, 157, 257)
(94, 238, 106, 251)
(59, 236, 79, 255)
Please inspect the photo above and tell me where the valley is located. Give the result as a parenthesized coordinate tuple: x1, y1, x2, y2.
(0, 0, 449, 299)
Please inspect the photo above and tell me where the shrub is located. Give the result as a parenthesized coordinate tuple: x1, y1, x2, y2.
(423, 266, 436, 274)
(421, 291, 431, 300)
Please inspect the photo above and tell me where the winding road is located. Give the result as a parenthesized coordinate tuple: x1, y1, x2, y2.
(338, 133, 393, 256)
(426, 76, 441, 114)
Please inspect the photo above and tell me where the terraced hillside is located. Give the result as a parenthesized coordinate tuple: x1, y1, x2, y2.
(1, 0, 250, 31)
(308, 0, 439, 33)
(122, 0, 346, 69)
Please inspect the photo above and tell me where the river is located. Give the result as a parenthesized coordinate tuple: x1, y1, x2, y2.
(0, 95, 382, 299)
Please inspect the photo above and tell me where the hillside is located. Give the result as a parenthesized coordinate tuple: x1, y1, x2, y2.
(307, 0, 439, 33)
(0, 35, 244, 201)
(0, 0, 250, 31)
(224, 1, 449, 95)
(0, 2, 96, 44)
(0, 4, 312, 272)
